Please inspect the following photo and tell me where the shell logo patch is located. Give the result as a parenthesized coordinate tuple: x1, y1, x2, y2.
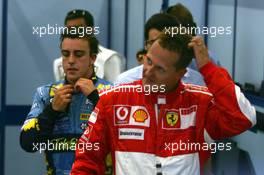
(132, 109, 148, 123)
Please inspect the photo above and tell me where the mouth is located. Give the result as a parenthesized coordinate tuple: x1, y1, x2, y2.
(67, 68, 78, 72)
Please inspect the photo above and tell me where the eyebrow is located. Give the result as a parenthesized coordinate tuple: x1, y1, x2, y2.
(146, 55, 166, 71)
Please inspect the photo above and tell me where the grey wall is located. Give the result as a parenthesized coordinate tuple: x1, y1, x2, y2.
(233, 130, 264, 175)
(169, 0, 206, 30)
(208, 1, 264, 174)
(5, 126, 46, 175)
(208, 0, 264, 89)
(110, 0, 126, 59)
(6, 0, 109, 105)
(207, 0, 235, 75)
(235, 0, 264, 88)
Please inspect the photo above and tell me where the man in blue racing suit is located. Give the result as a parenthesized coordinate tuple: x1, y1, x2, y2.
(20, 30, 110, 175)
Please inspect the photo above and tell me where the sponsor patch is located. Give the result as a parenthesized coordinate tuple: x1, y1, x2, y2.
(114, 106, 150, 127)
(162, 109, 180, 130)
(80, 113, 90, 121)
(81, 125, 94, 142)
(80, 122, 88, 130)
(118, 128, 145, 140)
(162, 106, 197, 130)
(179, 105, 197, 129)
(129, 106, 150, 127)
(132, 109, 148, 122)
(114, 106, 131, 125)
(49, 83, 63, 97)
(88, 108, 99, 124)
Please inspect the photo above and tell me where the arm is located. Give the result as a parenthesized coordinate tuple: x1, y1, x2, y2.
(189, 36, 256, 140)
(201, 62, 256, 139)
(20, 87, 62, 152)
(71, 98, 110, 175)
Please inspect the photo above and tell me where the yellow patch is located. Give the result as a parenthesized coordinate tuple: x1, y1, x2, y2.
(96, 84, 111, 91)
(166, 112, 179, 126)
(80, 113, 90, 121)
(22, 118, 40, 131)
(49, 83, 64, 97)
(132, 109, 148, 122)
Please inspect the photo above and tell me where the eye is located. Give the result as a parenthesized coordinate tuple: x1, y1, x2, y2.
(147, 57, 152, 65)
(74, 51, 85, 58)
(61, 50, 70, 58)
(157, 66, 166, 73)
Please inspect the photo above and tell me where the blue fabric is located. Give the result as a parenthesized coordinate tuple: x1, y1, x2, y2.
(24, 78, 111, 175)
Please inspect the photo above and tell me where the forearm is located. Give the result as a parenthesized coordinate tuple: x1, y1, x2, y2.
(201, 62, 256, 139)
(20, 104, 62, 152)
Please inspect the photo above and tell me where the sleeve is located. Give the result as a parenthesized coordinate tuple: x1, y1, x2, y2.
(104, 54, 125, 83)
(71, 98, 110, 175)
(200, 61, 256, 140)
(87, 89, 99, 106)
(20, 87, 62, 152)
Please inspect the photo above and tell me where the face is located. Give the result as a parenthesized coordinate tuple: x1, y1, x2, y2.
(145, 29, 162, 51)
(142, 40, 186, 92)
(61, 38, 96, 84)
(66, 18, 86, 27)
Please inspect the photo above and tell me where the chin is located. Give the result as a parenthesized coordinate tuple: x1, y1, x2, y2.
(66, 75, 78, 83)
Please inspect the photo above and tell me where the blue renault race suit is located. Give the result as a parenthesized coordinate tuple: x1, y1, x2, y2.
(20, 76, 110, 175)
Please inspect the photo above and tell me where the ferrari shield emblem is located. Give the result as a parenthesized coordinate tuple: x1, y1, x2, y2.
(166, 112, 179, 126)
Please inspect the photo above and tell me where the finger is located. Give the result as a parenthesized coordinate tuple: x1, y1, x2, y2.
(58, 88, 74, 95)
(62, 98, 72, 104)
(64, 93, 72, 99)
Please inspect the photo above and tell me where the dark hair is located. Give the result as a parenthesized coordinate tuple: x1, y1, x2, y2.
(60, 28, 99, 56)
(144, 13, 179, 40)
(158, 32, 194, 70)
(136, 49, 147, 58)
(165, 3, 197, 35)
(64, 9, 94, 27)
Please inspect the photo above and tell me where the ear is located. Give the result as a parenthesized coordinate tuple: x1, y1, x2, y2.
(90, 54, 96, 64)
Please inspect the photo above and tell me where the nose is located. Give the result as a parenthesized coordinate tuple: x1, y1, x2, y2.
(144, 64, 155, 77)
(68, 53, 75, 64)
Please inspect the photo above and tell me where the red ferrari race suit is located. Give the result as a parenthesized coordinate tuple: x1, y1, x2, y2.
(71, 62, 256, 175)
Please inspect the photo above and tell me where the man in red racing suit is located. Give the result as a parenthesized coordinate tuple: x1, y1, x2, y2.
(70, 34, 256, 175)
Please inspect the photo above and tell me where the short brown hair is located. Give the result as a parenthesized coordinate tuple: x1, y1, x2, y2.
(158, 32, 194, 70)
(60, 27, 99, 56)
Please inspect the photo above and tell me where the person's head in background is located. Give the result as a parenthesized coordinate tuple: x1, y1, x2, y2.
(143, 32, 193, 92)
(60, 32, 99, 84)
(165, 3, 197, 36)
(136, 49, 147, 65)
(64, 9, 94, 27)
(144, 13, 180, 51)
